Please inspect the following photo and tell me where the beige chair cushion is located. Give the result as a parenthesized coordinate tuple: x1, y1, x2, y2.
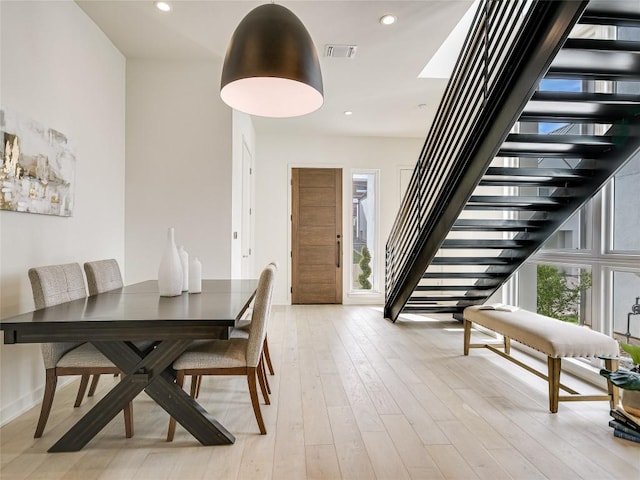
(173, 338, 248, 370)
(57, 343, 117, 369)
(464, 306, 619, 358)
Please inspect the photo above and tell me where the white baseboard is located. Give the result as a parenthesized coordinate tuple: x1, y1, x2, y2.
(0, 377, 74, 427)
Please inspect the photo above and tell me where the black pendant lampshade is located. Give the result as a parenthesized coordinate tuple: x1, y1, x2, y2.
(220, 4, 324, 118)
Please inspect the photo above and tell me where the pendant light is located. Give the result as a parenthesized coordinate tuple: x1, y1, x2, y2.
(220, 3, 324, 118)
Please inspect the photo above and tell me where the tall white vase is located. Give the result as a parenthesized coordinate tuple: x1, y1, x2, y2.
(179, 246, 189, 292)
(158, 227, 183, 297)
(189, 257, 202, 294)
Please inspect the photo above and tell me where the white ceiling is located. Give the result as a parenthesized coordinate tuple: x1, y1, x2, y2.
(76, 0, 473, 138)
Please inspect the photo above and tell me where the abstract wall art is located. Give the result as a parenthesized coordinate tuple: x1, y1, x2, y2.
(0, 109, 76, 217)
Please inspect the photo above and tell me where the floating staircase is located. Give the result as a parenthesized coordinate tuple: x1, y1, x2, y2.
(385, 0, 640, 321)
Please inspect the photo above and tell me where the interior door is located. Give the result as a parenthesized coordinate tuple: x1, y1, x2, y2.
(292, 168, 342, 304)
(241, 140, 253, 278)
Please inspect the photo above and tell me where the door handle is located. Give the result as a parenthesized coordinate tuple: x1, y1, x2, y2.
(336, 237, 341, 268)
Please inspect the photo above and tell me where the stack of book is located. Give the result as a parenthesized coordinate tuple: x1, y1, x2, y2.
(609, 406, 640, 443)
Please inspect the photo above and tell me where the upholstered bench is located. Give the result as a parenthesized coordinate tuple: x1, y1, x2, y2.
(463, 305, 620, 413)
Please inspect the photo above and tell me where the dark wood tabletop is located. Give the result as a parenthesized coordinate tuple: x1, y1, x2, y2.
(0, 279, 258, 452)
(1, 279, 257, 343)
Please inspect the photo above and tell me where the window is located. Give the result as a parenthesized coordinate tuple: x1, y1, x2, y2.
(351, 171, 378, 292)
(541, 207, 590, 251)
(611, 152, 640, 252)
(535, 264, 592, 325)
(612, 271, 640, 342)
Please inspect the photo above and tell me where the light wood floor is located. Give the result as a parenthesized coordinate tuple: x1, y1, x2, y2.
(1, 305, 638, 479)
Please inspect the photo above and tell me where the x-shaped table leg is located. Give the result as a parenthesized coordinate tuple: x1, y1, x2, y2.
(48, 339, 234, 452)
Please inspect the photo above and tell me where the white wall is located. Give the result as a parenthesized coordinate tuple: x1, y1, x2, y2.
(125, 59, 233, 283)
(0, 1, 126, 424)
(254, 134, 422, 305)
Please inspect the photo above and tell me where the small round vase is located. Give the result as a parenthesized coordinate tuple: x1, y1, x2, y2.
(158, 227, 183, 297)
(621, 389, 640, 417)
(189, 257, 202, 294)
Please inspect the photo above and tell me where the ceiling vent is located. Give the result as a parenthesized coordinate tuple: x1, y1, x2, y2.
(324, 44, 357, 59)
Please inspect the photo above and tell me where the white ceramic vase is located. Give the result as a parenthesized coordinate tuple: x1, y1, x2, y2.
(179, 246, 189, 291)
(158, 227, 183, 297)
(189, 257, 202, 293)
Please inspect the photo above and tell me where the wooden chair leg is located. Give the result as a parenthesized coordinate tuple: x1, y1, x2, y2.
(463, 319, 471, 355)
(35, 369, 58, 438)
(263, 336, 275, 375)
(190, 375, 199, 398)
(74, 374, 91, 407)
(548, 357, 561, 413)
(167, 371, 185, 442)
(257, 359, 270, 405)
(261, 357, 271, 395)
(123, 401, 134, 438)
(195, 375, 202, 399)
(605, 358, 619, 408)
(247, 367, 266, 434)
(88, 374, 101, 397)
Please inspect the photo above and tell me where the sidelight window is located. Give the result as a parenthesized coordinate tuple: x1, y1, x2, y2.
(351, 171, 378, 292)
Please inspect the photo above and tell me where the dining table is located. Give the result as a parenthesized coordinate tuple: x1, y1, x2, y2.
(0, 279, 258, 452)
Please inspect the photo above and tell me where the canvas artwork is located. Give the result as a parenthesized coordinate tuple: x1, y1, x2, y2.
(0, 109, 76, 217)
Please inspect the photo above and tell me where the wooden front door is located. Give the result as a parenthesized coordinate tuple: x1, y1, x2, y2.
(292, 168, 342, 304)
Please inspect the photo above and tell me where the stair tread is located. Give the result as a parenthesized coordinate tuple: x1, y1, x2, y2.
(548, 50, 640, 80)
(581, 0, 640, 27)
(422, 272, 508, 279)
(531, 91, 640, 103)
(409, 295, 487, 301)
(563, 38, 640, 53)
(500, 134, 615, 158)
(521, 98, 638, 122)
(452, 219, 546, 231)
(401, 306, 467, 314)
(466, 196, 567, 211)
(415, 285, 498, 291)
(431, 257, 520, 265)
(484, 167, 592, 178)
(441, 239, 533, 248)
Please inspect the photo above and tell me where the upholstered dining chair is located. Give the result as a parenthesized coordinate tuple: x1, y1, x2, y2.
(28, 263, 133, 438)
(83, 258, 125, 397)
(167, 264, 276, 440)
(231, 260, 278, 376)
(189, 261, 278, 400)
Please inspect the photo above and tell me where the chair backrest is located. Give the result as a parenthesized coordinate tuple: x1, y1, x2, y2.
(236, 261, 279, 323)
(29, 263, 87, 309)
(246, 264, 276, 367)
(84, 259, 123, 295)
(28, 263, 87, 369)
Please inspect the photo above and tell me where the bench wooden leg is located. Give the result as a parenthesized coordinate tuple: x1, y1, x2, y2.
(548, 357, 561, 413)
(604, 358, 619, 408)
(463, 319, 471, 355)
(503, 336, 511, 355)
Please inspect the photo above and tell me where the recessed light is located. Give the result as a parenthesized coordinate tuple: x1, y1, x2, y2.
(379, 14, 397, 26)
(154, 1, 172, 12)
(344, 111, 353, 116)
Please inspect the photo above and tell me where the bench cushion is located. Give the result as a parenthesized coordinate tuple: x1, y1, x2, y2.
(464, 306, 619, 358)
